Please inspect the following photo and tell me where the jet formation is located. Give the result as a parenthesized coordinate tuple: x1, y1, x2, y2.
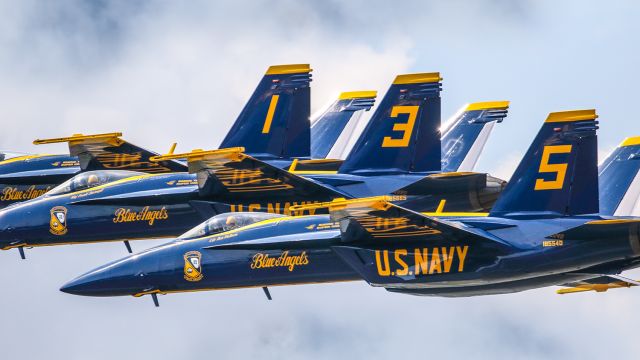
(1, 64, 639, 306)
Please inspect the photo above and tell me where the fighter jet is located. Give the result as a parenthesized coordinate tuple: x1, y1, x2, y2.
(0, 133, 187, 209)
(0, 63, 322, 210)
(0, 63, 316, 257)
(0, 71, 508, 259)
(59, 108, 640, 305)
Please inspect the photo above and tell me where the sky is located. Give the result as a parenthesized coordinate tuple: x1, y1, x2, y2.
(1, 1, 640, 359)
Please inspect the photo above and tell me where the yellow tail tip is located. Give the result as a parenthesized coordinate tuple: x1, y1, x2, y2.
(393, 72, 441, 85)
(620, 136, 640, 147)
(465, 101, 510, 111)
(545, 109, 598, 123)
(266, 64, 312, 75)
(338, 91, 377, 100)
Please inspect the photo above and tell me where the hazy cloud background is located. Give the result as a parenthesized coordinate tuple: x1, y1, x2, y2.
(1, 1, 640, 359)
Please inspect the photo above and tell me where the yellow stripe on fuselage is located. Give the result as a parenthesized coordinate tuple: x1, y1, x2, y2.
(0, 154, 54, 165)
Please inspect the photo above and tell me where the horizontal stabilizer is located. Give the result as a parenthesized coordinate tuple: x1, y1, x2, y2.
(287, 158, 343, 174)
(393, 172, 488, 194)
(151, 148, 348, 201)
(548, 218, 640, 241)
(34, 132, 186, 173)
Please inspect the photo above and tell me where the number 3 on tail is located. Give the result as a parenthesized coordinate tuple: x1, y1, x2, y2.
(382, 106, 419, 148)
(534, 145, 572, 190)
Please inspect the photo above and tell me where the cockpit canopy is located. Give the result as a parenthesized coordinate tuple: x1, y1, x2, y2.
(178, 212, 285, 241)
(45, 170, 145, 196)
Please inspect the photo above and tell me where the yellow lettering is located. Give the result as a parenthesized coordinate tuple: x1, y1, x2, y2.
(248, 203, 261, 212)
(112, 206, 169, 226)
(456, 246, 469, 272)
(429, 247, 442, 274)
(381, 105, 419, 148)
(394, 249, 409, 276)
(535, 145, 572, 190)
(414, 248, 429, 275)
(441, 247, 455, 273)
(267, 202, 281, 214)
(375, 250, 391, 276)
(262, 95, 279, 134)
(250, 251, 309, 271)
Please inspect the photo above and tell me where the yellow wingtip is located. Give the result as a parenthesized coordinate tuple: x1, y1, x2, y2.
(393, 72, 441, 85)
(266, 64, 312, 75)
(545, 109, 598, 123)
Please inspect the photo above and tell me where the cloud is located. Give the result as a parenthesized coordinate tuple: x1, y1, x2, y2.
(2, 1, 640, 359)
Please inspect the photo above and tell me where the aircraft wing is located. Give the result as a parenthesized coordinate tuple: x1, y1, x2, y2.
(34, 132, 186, 173)
(557, 274, 640, 294)
(151, 147, 349, 201)
(291, 196, 512, 287)
(290, 195, 506, 244)
(392, 171, 493, 195)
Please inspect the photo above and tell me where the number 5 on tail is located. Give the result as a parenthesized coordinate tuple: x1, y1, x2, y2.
(535, 145, 572, 190)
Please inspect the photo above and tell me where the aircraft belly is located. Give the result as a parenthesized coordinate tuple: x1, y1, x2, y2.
(388, 273, 597, 297)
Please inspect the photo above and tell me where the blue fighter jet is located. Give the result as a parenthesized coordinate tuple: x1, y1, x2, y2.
(0, 70, 508, 259)
(0, 63, 316, 258)
(59, 108, 640, 305)
(0, 63, 324, 210)
(0, 132, 187, 209)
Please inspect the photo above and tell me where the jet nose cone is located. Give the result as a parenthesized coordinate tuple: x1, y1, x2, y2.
(60, 269, 111, 296)
(60, 254, 156, 297)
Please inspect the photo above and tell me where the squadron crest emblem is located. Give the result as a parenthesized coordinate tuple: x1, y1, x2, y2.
(49, 206, 68, 235)
(183, 251, 203, 282)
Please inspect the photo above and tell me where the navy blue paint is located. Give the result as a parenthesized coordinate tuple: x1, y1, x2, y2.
(311, 96, 374, 159)
(441, 108, 508, 172)
(490, 118, 599, 217)
(220, 70, 311, 159)
(339, 80, 442, 174)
